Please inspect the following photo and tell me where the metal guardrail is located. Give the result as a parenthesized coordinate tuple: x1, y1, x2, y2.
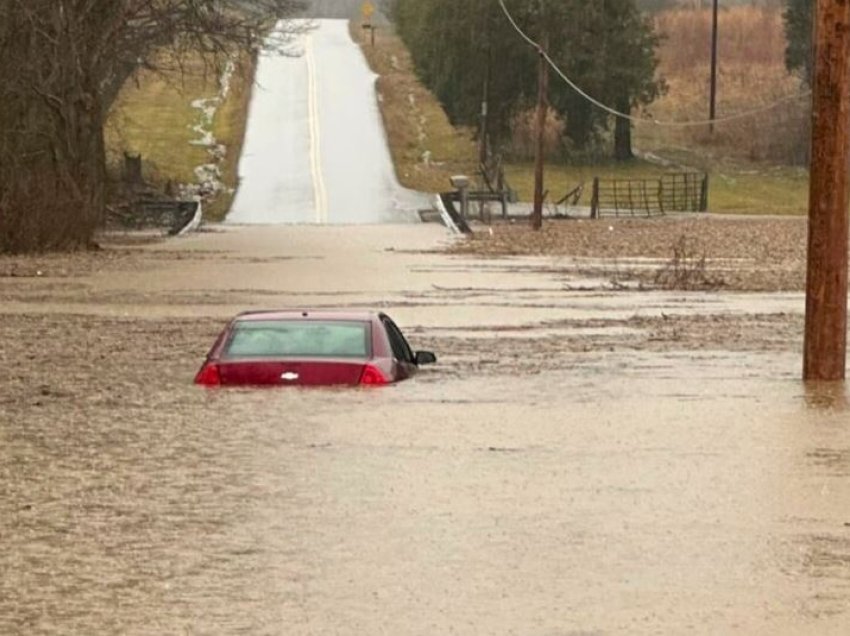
(107, 199, 201, 235)
(437, 193, 472, 234)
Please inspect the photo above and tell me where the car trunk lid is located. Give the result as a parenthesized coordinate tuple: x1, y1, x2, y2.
(217, 359, 367, 387)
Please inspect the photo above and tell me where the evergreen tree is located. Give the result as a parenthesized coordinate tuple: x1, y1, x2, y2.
(784, 0, 813, 84)
(392, 0, 664, 160)
(598, 0, 666, 159)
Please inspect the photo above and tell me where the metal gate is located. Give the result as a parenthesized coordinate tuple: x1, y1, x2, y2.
(590, 172, 708, 218)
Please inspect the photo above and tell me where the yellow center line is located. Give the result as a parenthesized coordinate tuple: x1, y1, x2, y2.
(305, 34, 328, 224)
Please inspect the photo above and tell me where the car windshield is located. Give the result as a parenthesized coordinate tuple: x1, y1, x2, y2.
(224, 320, 371, 359)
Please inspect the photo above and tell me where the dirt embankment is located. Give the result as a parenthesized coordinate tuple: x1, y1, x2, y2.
(449, 215, 810, 292)
(0, 214, 807, 293)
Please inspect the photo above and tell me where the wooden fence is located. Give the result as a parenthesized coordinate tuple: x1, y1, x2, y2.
(590, 172, 708, 218)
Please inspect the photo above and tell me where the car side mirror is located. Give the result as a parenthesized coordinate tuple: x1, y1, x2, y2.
(415, 351, 437, 366)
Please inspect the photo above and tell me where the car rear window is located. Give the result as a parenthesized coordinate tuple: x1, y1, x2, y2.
(224, 320, 371, 359)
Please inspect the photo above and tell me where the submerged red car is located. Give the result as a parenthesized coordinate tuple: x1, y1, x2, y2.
(194, 310, 437, 387)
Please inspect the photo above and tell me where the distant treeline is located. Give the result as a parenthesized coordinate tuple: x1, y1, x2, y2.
(637, 0, 785, 10)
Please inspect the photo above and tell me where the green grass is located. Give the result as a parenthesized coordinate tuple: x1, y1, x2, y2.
(105, 53, 254, 221)
(107, 64, 210, 183)
(505, 160, 662, 202)
(504, 160, 809, 215)
(708, 168, 808, 214)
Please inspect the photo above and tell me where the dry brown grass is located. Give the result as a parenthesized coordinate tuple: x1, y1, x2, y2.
(655, 5, 787, 72)
(450, 216, 810, 291)
(509, 107, 564, 161)
(350, 22, 479, 193)
(638, 6, 809, 166)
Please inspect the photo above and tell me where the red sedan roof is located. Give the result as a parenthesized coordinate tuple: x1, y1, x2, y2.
(234, 309, 381, 322)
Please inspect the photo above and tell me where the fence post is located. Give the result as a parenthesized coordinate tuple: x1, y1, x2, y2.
(123, 153, 143, 187)
(450, 175, 470, 221)
(700, 174, 710, 212)
(657, 178, 665, 215)
(591, 177, 599, 219)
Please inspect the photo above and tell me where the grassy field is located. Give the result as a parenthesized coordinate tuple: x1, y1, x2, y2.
(636, 7, 809, 168)
(207, 55, 255, 220)
(105, 53, 255, 222)
(503, 162, 807, 215)
(353, 10, 811, 216)
(707, 168, 809, 214)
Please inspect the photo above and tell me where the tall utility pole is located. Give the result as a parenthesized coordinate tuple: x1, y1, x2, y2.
(479, 78, 489, 166)
(531, 33, 548, 231)
(804, 0, 850, 381)
(479, 46, 492, 168)
(479, 8, 493, 169)
(709, 0, 719, 133)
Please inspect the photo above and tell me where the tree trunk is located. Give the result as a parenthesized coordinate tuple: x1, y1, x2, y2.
(565, 98, 593, 150)
(0, 2, 107, 253)
(614, 96, 634, 161)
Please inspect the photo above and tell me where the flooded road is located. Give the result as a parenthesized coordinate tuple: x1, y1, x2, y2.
(1, 225, 849, 634)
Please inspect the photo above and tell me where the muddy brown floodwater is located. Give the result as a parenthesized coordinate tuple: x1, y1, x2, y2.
(1, 222, 849, 635)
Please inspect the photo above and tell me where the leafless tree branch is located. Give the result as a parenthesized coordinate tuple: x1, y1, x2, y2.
(0, 0, 305, 252)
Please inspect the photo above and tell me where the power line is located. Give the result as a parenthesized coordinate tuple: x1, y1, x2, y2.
(497, 0, 811, 129)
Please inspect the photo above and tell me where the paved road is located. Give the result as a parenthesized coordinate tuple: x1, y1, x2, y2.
(227, 19, 420, 224)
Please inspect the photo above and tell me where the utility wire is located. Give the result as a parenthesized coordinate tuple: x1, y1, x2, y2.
(497, 0, 811, 128)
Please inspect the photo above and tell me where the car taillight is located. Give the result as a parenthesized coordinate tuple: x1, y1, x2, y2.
(359, 364, 387, 386)
(195, 362, 221, 386)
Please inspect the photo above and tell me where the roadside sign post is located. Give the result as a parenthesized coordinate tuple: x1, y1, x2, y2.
(362, 1, 376, 46)
(804, 0, 850, 381)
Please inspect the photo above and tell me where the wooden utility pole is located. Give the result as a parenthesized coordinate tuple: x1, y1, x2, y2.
(709, 0, 719, 133)
(804, 0, 850, 381)
(479, 12, 493, 169)
(531, 35, 548, 231)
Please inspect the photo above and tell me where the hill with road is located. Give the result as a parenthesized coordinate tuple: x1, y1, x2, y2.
(301, 0, 388, 23)
(227, 15, 424, 225)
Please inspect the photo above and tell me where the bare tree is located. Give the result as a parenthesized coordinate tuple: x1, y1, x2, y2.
(0, 0, 304, 253)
